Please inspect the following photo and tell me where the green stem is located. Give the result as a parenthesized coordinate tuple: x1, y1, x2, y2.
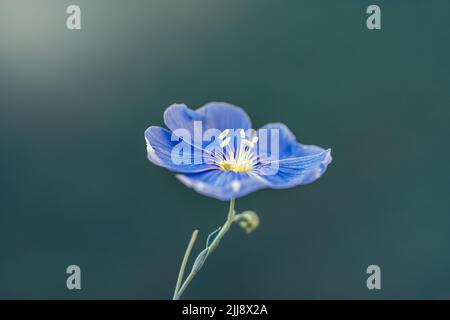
(172, 199, 236, 300)
(207, 198, 235, 253)
(172, 229, 198, 299)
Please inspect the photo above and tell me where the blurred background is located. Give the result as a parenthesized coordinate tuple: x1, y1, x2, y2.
(0, 0, 449, 299)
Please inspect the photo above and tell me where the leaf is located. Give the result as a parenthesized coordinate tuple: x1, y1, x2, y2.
(206, 227, 221, 248)
(191, 248, 209, 274)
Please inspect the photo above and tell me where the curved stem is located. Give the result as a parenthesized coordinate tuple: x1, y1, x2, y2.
(173, 199, 236, 300)
(208, 199, 235, 253)
(172, 229, 198, 299)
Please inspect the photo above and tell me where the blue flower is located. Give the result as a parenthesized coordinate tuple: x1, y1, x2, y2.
(145, 102, 332, 201)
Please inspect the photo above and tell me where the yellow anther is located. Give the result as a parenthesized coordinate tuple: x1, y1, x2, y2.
(219, 160, 253, 173)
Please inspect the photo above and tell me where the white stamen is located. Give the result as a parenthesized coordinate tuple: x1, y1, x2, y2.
(220, 137, 231, 148)
(219, 129, 230, 140)
(242, 139, 254, 148)
(215, 131, 261, 173)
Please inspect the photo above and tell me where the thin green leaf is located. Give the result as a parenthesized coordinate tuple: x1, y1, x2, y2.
(206, 227, 221, 247)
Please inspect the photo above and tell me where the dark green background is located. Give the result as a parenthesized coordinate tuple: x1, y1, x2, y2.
(1, 0, 449, 299)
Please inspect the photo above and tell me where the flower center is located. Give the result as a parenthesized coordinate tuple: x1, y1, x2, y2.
(216, 129, 258, 173)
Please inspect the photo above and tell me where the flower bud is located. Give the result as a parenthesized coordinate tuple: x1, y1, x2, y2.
(233, 211, 260, 234)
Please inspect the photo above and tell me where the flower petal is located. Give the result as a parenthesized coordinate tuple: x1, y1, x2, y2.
(163, 104, 203, 136)
(196, 102, 252, 131)
(144, 126, 213, 173)
(258, 123, 300, 159)
(256, 148, 332, 188)
(164, 102, 252, 135)
(257, 123, 332, 186)
(176, 170, 268, 201)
